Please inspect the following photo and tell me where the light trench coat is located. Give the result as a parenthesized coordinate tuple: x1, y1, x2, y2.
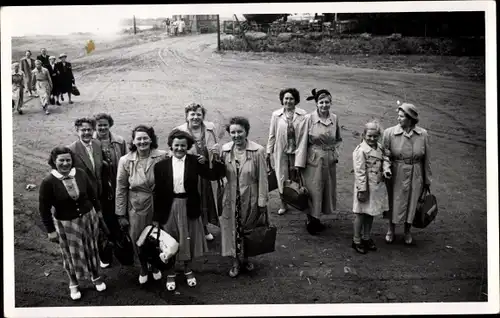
(382, 125, 432, 224)
(115, 149, 168, 244)
(352, 140, 391, 216)
(295, 110, 343, 218)
(219, 140, 269, 257)
(266, 107, 308, 193)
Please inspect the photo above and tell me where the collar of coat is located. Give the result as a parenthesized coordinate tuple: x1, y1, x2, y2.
(51, 167, 76, 179)
(176, 121, 216, 133)
(274, 107, 307, 117)
(394, 124, 423, 135)
(310, 109, 335, 125)
(92, 131, 125, 145)
(221, 140, 261, 152)
(126, 149, 166, 161)
(358, 140, 383, 159)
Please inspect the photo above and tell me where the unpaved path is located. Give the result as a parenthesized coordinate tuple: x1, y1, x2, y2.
(13, 34, 487, 306)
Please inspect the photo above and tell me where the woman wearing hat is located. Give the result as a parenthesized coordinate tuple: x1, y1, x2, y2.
(12, 62, 25, 114)
(31, 59, 53, 115)
(295, 89, 343, 235)
(47, 56, 61, 105)
(382, 102, 432, 245)
(55, 53, 75, 104)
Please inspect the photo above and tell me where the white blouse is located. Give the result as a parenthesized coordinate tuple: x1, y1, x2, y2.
(172, 155, 186, 193)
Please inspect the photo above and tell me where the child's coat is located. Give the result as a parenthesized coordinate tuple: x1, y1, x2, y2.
(352, 140, 391, 215)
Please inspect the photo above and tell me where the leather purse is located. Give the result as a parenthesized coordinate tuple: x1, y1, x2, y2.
(281, 170, 310, 211)
(243, 209, 277, 257)
(266, 157, 278, 192)
(412, 187, 438, 229)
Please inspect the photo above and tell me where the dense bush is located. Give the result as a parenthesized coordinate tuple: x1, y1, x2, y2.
(220, 34, 485, 56)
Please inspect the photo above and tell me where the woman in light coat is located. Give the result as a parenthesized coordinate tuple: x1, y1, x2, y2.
(220, 117, 269, 277)
(266, 88, 307, 215)
(295, 89, 343, 235)
(31, 59, 53, 115)
(382, 102, 431, 245)
(115, 125, 168, 284)
(12, 62, 25, 114)
(174, 103, 220, 241)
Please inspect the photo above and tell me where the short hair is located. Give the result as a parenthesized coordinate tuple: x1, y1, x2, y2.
(279, 88, 300, 105)
(35, 59, 42, 65)
(225, 116, 251, 135)
(94, 113, 114, 127)
(25, 50, 32, 55)
(74, 117, 96, 130)
(362, 120, 383, 140)
(184, 103, 207, 118)
(129, 125, 159, 151)
(48, 146, 75, 169)
(167, 129, 195, 149)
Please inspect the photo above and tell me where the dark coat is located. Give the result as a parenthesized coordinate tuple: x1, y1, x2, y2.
(46, 63, 60, 95)
(39, 168, 101, 233)
(153, 154, 225, 224)
(37, 54, 50, 68)
(55, 61, 75, 93)
(68, 139, 104, 197)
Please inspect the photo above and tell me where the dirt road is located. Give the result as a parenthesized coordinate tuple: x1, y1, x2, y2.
(12, 33, 487, 306)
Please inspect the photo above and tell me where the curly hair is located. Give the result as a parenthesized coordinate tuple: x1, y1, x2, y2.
(184, 103, 207, 118)
(167, 129, 195, 149)
(129, 125, 159, 152)
(279, 88, 300, 105)
(225, 116, 251, 135)
(48, 146, 75, 169)
(74, 117, 96, 129)
(93, 113, 114, 127)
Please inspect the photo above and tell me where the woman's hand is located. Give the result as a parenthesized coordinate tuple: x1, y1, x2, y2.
(152, 221, 160, 228)
(118, 216, 130, 230)
(357, 191, 369, 203)
(197, 155, 207, 164)
(48, 231, 58, 243)
(383, 170, 392, 179)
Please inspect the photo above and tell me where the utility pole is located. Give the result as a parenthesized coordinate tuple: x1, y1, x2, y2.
(133, 15, 137, 35)
(217, 14, 221, 51)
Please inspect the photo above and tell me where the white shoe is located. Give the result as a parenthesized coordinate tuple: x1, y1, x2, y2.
(139, 274, 148, 284)
(205, 233, 214, 241)
(95, 282, 107, 292)
(152, 271, 162, 281)
(69, 285, 81, 300)
(278, 208, 287, 215)
(100, 261, 110, 269)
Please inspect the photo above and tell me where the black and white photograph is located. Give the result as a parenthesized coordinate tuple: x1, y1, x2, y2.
(1, 1, 498, 317)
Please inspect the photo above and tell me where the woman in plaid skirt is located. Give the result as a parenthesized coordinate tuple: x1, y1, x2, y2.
(39, 146, 107, 300)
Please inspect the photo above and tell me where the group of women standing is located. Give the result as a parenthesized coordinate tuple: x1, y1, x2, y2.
(12, 50, 75, 115)
(38, 88, 431, 300)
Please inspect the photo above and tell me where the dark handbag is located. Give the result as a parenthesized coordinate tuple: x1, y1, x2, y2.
(113, 228, 135, 266)
(266, 157, 278, 192)
(243, 210, 277, 257)
(216, 178, 225, 217)
(412, 187, 438, 229)
(71, 85, 80, 96)
(138, 225, 175, 271)
(281, 170, 309, 211)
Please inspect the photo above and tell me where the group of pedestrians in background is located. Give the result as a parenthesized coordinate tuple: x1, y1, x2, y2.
(37, 88, 432, 301)
(12, 48, 75, 115)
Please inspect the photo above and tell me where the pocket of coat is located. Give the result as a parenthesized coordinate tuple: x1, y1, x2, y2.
(306, 151, 318, 167)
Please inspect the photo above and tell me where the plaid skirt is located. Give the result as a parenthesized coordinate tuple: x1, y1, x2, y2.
(53, 208, 100, 281)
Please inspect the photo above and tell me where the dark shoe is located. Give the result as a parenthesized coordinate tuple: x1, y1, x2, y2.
(18, 110, 23, 115)
(352, 241, 367, 254)
(306, 220, 318, 235)
(61, 95, 64, 101)
(69, 101, 74, 104)
(315, 221, 326, 232)
(362, 239, 377, 251)
(56, 101, 61, 106)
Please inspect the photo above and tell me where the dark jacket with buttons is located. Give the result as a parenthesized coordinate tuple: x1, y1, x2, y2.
(39, 168, 101, 233)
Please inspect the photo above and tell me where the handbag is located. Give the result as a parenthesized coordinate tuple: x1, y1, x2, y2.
(266, 157, 278, 192)
(71, 85, 80, 96)
(113, 228, 135, 266)
(216, 178, 225, 217)
(412, 187, 438, 229)
(137, 225, 176, 271)
(281, 170, 310, 211)
(243, 209, 277, 257)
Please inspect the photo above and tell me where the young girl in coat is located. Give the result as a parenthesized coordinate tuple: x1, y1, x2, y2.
(352, 120, 392, 254)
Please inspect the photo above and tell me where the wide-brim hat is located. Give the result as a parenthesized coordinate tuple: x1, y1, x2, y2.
(49, 55, 56, 60)
(398, 103, 419, 121)
(59, 53, 67, 58)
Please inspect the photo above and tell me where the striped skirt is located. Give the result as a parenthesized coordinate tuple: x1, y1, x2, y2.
(53, 209, 100, 281)
(163, 198, 208, 262)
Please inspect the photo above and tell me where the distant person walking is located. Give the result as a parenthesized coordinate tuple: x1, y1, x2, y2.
(178, 18, 186, 35)
(20, 50, 36, 97)
(12, 62, 25, 115)
(37, 48, 50, 68)
(31, 60, 53, 115)
(47, 56, 61, 105)
(56, 53, 75, 104)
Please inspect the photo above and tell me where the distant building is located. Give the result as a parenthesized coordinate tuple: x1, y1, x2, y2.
(171, 15, 219, 33)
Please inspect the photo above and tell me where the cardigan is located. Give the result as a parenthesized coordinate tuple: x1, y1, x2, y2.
(39, 167, 101, 233)
(153, 154, 225, 224)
